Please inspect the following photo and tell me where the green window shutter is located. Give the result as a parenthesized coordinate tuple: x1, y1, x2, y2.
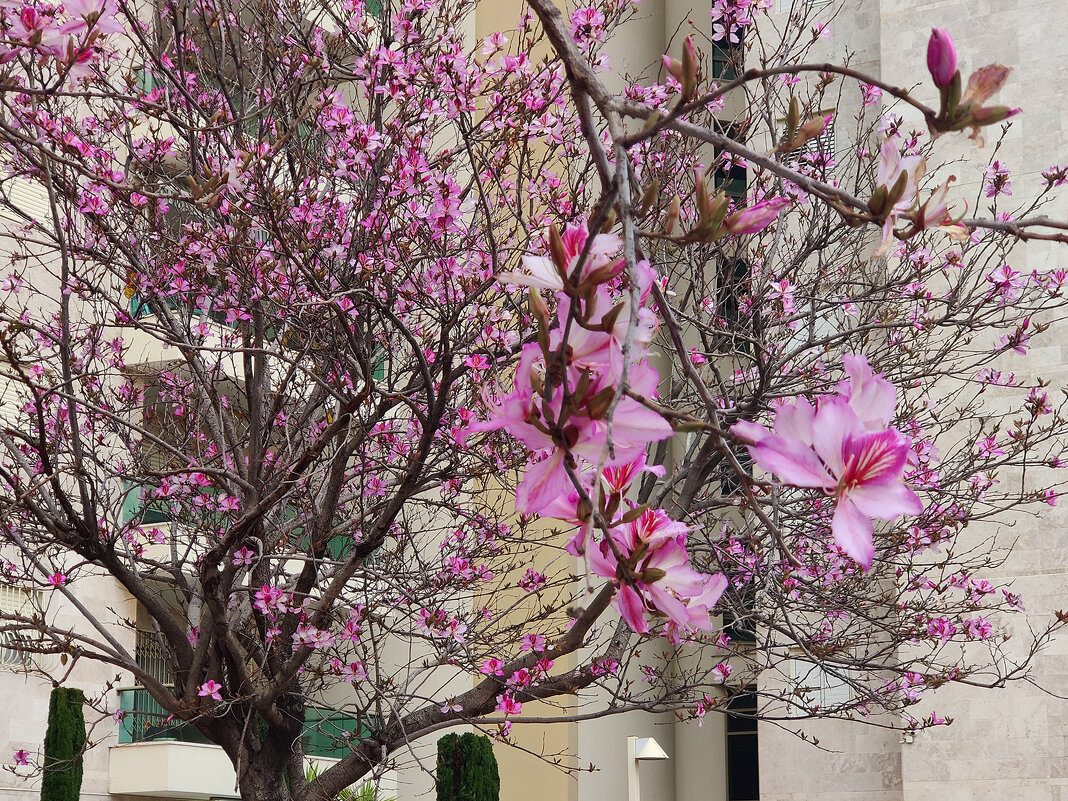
(122, 483, 172, 525)
(302, 709, 378, 759)
(711, 37, 743, 81)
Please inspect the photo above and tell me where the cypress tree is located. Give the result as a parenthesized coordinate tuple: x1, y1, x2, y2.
(435, 733, 499, 801)
(41, 687, 86, 801)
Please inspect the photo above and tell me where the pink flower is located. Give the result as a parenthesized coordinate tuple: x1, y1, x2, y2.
(731, 357, 923, 569)
(588, 507, 727, 636)
(926, 618, 957, 642)
(497, 224, 620, 292)
(13, 749, 29, 766)
(197, 680, 223, 701)
(961, 64, 1012, 110)
(871, 138, 924, 257)
(984, 161, 1012, 198)
(860, 83, 882, 107)
(926, 29, 957, 88)
(495, 693, 522, 715)
(521, 633, 546, 652)
(48, 572, 67, 587)
(963, 617, 993, 640)
(481, 657, 505, 676)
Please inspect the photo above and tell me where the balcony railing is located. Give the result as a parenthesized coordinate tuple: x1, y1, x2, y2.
(117, 687, 375, 758)
(117, 688, 212, 744)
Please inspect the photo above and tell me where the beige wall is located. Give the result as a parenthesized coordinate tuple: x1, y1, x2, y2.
(0, 572, 136, 801)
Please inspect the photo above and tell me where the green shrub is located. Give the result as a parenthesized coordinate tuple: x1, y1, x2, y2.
(41, 687, 86, 801)
(435, 733, 499, 801)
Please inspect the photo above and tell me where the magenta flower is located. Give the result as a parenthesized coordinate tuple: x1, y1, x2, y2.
(480, 657, 505, 676)
(469, 342, 671, 516)
(47, 572, 67, 587)
(495, 692, 522, 715)
(521, 633, 546, 652)
(926, 29, 957, 88)
(13, 749, 29, 766)
(197, 680, 223, 702)
(731, 357, 923, 569)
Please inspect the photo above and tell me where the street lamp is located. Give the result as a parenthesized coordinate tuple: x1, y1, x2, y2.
(626, 735, 669, 801)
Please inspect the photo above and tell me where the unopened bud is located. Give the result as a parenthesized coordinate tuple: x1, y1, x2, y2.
(681, 36, 698, 99)
(926, 29, 957, 89)
(528, 287, 549, 324)
(547, 223, 568, 278)
(662, 54, 683, 82)
(965, 104, 1020, 127)
(722, 197, 791, 235)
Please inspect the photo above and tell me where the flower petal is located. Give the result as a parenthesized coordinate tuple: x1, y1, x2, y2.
(749, 437, 835, 489)
(831, 496, 876, 569)
(847, 480, 923, 520)
(614, 586, 648, 635)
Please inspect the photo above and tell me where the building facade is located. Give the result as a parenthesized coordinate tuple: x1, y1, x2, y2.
(2, 3, 1067, 801)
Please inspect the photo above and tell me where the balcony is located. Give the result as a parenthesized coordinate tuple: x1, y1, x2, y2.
(110, 687, 375, 798)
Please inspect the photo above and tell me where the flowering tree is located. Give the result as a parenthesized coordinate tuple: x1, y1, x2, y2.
(0, 0, 1067, 799)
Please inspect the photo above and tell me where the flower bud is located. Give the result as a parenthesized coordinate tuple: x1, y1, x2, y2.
(722, 197, 791, 235)
(662, 54, 683, 82)
(926, 29, 957, 89)
(965, 104, 1020, 127)
(680, 36, 698, 99)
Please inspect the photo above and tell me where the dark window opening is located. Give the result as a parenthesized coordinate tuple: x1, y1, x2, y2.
(726, 688, 759, 801)
(711, 36, 744, 82)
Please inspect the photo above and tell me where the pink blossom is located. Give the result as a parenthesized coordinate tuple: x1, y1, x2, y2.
(13, 749, 29, 766)
(860, 83, 882, 107)
(871, 137, 924, 257)
(588, 507, 727, 636)
(495, 692, 522, 715)
(961, 64, 1012, 109)
(731, 357, 922, 569)
(342, 661, 368, 682)
(926, 618, 957, 642)
(47, 572, 68, 587)
(521, 633, 546, 652)
(962, 617, 993, 640)
(984, 161, 1012, 197)
(497, 225, 620, 291)
(481, 657, 505, 676)
(198, 680, 223, 701)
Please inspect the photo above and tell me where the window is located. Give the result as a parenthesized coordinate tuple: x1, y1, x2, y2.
(714, 123, 748, 202)
(726, 689, 759, 801)
(301, 708, 379, 759)
(783, 113, 836, 178)
(776, 0, 833, 13)
(722, 580, 757, 644)
(711, 36, 743, 81)
(0, 585, 40, 669)
(122, 482, 174, 525)
(789, 655, 852, 714)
